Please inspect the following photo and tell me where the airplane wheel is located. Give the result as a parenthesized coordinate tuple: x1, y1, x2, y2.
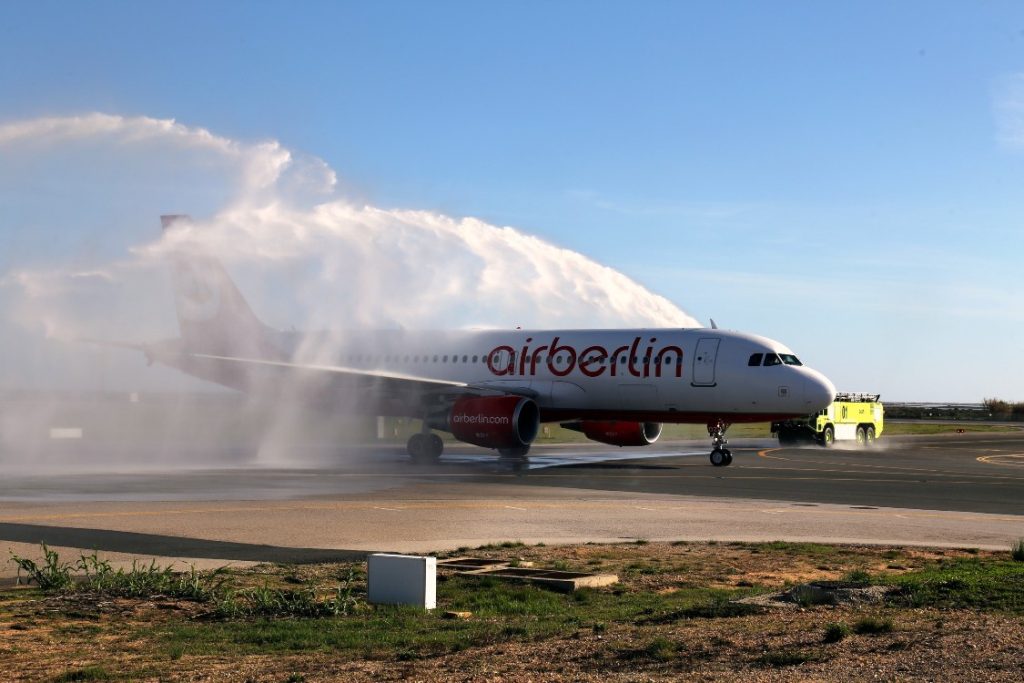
(723, 450, 733, 466)
(821, 426, 835, 448)
(865, 426, 876, 448)
(710, 448, 727, 467)
(408, 433, 441, 463)
(427, 433, 444, 459)
(406, 433, 425, 458)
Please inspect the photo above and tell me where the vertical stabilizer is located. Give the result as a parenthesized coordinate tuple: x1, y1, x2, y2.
(161, 215, 277, 358)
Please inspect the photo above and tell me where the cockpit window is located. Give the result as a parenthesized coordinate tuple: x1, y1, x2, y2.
(748, 353, 763, 366)
(764, 353, 783, 366)
(780, 354, 803, 366)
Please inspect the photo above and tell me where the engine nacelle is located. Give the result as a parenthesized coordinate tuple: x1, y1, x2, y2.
(447, 395, 540, 450)
(578, 420, 662, 447)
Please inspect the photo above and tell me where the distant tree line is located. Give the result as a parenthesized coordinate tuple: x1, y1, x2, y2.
(884, 400, 1023, 421)
(982, 398, 1024, 421)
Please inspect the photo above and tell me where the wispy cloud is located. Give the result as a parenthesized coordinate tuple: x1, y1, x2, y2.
(993, 73, 1024, 150)
(564, 188, 759, 221)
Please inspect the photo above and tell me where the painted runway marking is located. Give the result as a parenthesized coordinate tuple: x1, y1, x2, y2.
(503, 505, 526, 511)
(373, 507, 402, 511)
(977, 453, 1024, 468)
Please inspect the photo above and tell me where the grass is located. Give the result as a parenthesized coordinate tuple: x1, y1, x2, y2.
(883, 422, 1017, 435)
(883, 557, 1024, 613)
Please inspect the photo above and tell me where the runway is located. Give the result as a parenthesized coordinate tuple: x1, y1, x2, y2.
(1, 431, 1023, 577)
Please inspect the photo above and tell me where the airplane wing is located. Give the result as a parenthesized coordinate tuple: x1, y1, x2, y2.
(171, 351, 537, 415)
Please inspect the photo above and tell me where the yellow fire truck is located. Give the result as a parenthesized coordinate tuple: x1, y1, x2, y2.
(771, 393, 884, 448)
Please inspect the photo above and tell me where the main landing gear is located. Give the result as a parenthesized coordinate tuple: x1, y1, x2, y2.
(407, 430, 443, 464)
(707, 419, 733, 467)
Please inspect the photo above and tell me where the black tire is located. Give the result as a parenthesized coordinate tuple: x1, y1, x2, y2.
(710, 448, 727, 467)
(865, 426, 876, 447)
(822, 425, 835, 448)
(723, 450, 733, 466)
(427, 433, 444, 459)
(855, 426, 866, 448)
(498, 446, 530, 459)
(406, 433, 426, 458)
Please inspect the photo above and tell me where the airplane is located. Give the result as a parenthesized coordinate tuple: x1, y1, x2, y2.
(139, 215, 835, 467)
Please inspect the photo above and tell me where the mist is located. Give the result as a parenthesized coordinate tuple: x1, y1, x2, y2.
(0, 113, 698, 472)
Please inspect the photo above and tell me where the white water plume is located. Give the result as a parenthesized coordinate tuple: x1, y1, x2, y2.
(1, 113, 696, 358)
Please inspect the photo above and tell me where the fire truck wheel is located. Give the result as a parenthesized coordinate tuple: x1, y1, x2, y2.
(865, 426, 876, 447)
(822, 425, 835, 448)
(856, 426, 866, 447)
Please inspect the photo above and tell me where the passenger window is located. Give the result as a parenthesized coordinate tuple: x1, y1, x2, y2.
(472, 355, 478, 363)
(433, 355, 438, 362)
(748, 353, 763, 366)
(462, 355, 468, 363)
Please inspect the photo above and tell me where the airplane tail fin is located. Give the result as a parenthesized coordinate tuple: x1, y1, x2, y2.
(161, 215, 277, 358)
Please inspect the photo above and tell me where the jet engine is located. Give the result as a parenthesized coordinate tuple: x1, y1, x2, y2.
(567, 420, 663, 447)
(447, 395, 540, 450)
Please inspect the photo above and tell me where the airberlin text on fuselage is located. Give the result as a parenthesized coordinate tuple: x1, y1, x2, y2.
(486, 336, 684, 379)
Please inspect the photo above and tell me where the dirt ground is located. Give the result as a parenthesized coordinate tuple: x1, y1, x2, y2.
(1, 542, 1022, 682)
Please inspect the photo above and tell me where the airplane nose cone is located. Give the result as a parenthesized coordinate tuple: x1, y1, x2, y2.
(804, 371, 836, 410)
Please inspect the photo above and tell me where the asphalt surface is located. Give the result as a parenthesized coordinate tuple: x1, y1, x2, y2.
(1, 431, 1022, 575)
(490, 432, 1024, 516)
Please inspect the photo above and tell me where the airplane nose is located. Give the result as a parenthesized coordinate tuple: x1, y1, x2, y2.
(803, 371, 836, 410)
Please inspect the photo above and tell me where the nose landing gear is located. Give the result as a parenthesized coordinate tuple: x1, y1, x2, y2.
(707, 419, 733, 467)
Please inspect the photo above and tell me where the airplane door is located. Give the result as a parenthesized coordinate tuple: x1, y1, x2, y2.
(691, 338, 720, 387)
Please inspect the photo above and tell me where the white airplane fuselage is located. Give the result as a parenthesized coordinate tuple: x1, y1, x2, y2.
(256, 327, 835, 424)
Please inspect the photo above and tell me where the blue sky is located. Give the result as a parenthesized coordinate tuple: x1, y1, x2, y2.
(1, 1, 1023, 401)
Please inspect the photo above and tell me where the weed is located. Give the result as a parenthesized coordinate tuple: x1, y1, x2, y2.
(52, 666, 111, 682)
(9, 544, 73, 590)
(822, 622, 850, 643)
(1012, 539, 1024, 562)
(642, 636, 677, 661)
(634, 539, 649, 545)
(853, 616, 894, 634)
(843, 568, 871, 584)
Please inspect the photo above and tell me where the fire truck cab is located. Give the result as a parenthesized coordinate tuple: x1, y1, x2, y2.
(772, 393, 884, 448)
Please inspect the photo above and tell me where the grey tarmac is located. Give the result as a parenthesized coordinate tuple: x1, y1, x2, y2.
(1, 431, 1022, 578)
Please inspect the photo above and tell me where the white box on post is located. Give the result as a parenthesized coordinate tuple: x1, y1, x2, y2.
(367, 553, 437, 609)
